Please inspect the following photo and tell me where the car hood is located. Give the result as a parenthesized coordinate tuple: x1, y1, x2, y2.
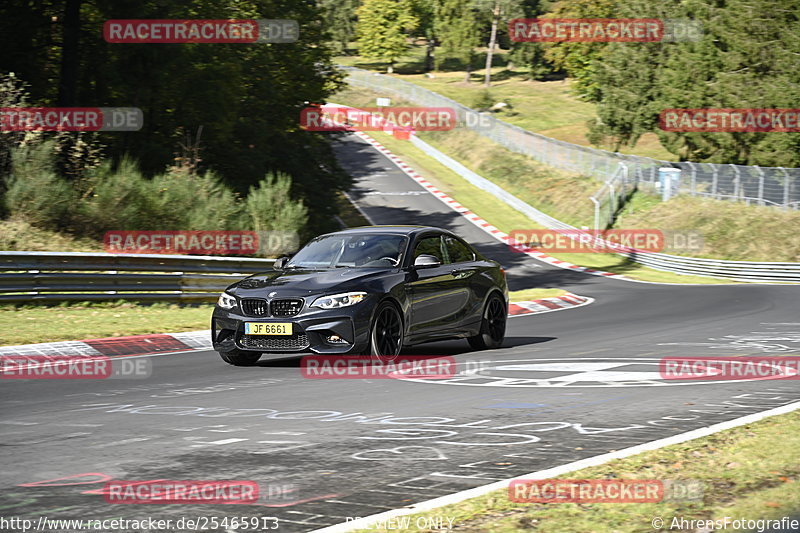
(229, 268, 393, 297)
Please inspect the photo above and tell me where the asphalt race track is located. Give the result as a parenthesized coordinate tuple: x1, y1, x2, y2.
(2, 133, 800, 531)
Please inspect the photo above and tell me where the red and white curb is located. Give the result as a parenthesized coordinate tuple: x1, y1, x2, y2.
(508, 291, 593, 317)
(352, 130, 625, 280)
(0, 331, 212, 358)
(0, 294, 589, 357)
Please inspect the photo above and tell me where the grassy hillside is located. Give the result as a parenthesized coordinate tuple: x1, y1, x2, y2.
(333, 86, 800, 263)
(336, 45, 674, 161)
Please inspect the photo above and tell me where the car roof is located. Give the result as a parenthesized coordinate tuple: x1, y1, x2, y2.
(322, 225, 456, 237)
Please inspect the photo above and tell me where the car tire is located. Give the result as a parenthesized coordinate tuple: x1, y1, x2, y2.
(468, 293, 507, 350)
(219, 349, 262, 366)
(363, 301, 404, 358)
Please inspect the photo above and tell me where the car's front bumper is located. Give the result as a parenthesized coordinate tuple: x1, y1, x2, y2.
(211, 303, 373, 355)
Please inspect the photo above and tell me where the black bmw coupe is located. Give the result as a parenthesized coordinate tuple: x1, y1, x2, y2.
(212, 226, 508, 365)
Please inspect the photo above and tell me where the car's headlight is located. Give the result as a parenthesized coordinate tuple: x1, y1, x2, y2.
(311, 292, 368, 309)
(217, 292, 237, 309)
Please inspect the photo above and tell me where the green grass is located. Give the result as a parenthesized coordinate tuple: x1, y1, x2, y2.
(509, 288, 567, 300)
(334, 85, 799, 267)
(0, 219, 103, 252)
(335, 44, 675, 160)
(340, 117, 729, 284)
(617, 195, 800, 263)
(0, 301, 214, 345)
(353, 409, 800, 532)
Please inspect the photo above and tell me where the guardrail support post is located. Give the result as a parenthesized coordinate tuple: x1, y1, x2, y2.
(712, 166, 719, 196)
(731, 164, 741, 202)
(781, 167, 790, 211)
(686, 162, 696, 196)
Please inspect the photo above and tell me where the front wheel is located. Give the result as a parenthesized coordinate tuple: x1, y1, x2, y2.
(362, 301, 404, 358)
(219, 349, 262, 366)
(468, 294, 507, 350)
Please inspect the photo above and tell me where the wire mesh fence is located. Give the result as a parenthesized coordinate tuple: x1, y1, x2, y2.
(343, 66, 800, 210)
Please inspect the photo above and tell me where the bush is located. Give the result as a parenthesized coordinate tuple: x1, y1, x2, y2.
(5, 142, 76, 230)
(472, 90, 495, 112)
(245, 173, 308, 232)
(4, 142, 310, 247)
(79, 163, 248, 235)
(77, 158, 162, 235)
(150, 170, 245, 231)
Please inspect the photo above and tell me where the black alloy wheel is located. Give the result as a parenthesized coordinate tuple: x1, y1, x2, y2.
(468, 293, 507, 350)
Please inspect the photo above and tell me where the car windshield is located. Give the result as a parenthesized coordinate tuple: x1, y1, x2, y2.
(286, 233, 407, 269)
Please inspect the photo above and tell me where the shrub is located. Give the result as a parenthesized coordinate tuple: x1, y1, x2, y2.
(245, 173, 308, 232)
(77, 158, 161, 235)
(472, 90, 495, 111)
(4, 142, 75, 231)
(151, 170, 245, 231)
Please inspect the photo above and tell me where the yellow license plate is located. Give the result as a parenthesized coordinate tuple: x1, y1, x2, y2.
(244, 322, 292, 335)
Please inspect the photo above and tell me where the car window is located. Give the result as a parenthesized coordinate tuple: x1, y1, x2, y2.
(444, 236, 475, 264)
(287, 234, 406, 268)
(413, 235, 444, 262)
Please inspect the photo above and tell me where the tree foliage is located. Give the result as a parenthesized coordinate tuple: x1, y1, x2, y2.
(0, 0, 349, 235)
(321, 0, 360, 54)
(508, 0, 559, 80)
(434, 0, 480, 80)
(590, 0, 800, 165)
(540, 0, 618, 101)
(356, 0, 418, 72)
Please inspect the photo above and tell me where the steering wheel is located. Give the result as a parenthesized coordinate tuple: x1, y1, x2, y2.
(376, 256, 399, 266)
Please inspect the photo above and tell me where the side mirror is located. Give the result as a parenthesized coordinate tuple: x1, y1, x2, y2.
(413, 254, 441, 269)
(273, 256, 290, 270)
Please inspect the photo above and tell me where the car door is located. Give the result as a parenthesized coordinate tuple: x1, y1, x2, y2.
(406, 233, 467, 339)
(441, 234, 480, 329)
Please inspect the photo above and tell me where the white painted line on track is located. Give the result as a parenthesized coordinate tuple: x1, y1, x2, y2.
(343, 190, 376, 225)
(311, 400, 800, 532)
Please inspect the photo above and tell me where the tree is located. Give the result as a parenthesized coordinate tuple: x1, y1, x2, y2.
(57, 0, 81, 106)
(473, 0, 523, 86)
(410, 0, 436, 72)
(356, 0, 418, 73)
(508, 0, 559, 80)
(0, 0, 351, 235)
(589, 0, 800, 166)
(434, 0, 480, 81)
(321, 0, 360, 54)
(541, 0, 619, 102)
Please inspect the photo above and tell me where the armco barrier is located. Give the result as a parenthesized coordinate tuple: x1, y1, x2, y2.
(0, 251, 275, 303)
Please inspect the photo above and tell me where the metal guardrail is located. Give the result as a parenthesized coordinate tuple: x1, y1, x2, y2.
(621, 253, 800, 282)
(343, 66, 800, 210)
(0, 252, 275, 303)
